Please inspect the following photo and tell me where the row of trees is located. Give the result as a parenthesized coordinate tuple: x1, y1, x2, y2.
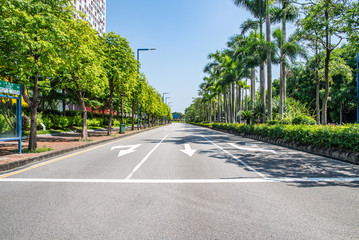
(0, 0, 172, 151)
(186, 0, 358, 124)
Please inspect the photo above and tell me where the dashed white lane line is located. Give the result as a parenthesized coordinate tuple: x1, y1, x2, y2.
(125, 135, 168, 180)
(1, 178, 359, 184)
(200, 135, 266, 178)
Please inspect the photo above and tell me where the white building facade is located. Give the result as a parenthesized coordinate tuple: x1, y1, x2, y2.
(73, 0, 106, 35)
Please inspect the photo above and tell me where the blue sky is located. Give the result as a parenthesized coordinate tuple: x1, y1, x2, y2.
(106, 0, 256, 113)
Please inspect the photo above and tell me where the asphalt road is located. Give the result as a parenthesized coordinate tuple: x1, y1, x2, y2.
(1, 123, 359, 239)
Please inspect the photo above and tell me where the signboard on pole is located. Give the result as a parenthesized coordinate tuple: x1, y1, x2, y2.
(0, 80, 22, 154)
(0, 81, 21, 95)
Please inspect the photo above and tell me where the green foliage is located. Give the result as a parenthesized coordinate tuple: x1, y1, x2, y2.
(267, 120, 278, 125)
(239, 110, 253, 123)
(87, 118, 101, 127)
(0, 114, 12, 134)
(211, 122, 359, 152)
(278, 118, 292, 125)
(51, 115, 70, 129)
(292, 115, 316, 125)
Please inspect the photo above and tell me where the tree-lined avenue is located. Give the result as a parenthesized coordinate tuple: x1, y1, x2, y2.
(1, 123, 359, 239)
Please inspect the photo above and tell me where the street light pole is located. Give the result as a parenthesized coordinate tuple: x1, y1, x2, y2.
(137, 48, 156, 130)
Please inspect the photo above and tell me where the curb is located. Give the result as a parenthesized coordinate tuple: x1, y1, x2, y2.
(0, 125, 167, 172)
(194, 124, 359, 165)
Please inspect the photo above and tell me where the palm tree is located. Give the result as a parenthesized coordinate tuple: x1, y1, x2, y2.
(271, 2, 299, 119)
(234, 0, 267, 123)
(272, 28, 307, 119)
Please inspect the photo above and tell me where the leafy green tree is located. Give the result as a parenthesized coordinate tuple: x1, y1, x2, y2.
(297, 0, 353, 125)
(102, 32, 138, 135)
(60, 19, 106, 140)
(0, 0, 74, 150)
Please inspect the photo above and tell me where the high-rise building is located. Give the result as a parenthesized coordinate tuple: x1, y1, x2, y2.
(73, 0, 106, 34)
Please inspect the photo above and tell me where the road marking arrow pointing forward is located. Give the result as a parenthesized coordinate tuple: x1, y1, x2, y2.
(180, 144, 197, 157)
(111, 144, 141, 157)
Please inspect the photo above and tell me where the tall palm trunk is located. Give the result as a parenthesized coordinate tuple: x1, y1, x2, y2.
(251, 68, 255, 111)
(209, 99, 212, 123)
(282, 0, 287, 105)
(266, 0, 272, 121)
(218, 93, 221, 122)
(231, 83, 235, 123)
(228, 86, 232, 123)
(259, 19, 266, 123)
(213, 99, 216, 122)
(236, 84, 240, 123)
(245, 79, 248, 111)
(260, 63, 266, 123)
(223, 89, 228, 123)
(279, 59, 284, 119)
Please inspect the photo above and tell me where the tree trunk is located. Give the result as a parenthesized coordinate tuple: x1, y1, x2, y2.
(62, 89, 66, 116)
(79, 95, 88, 140)
(28, 75, 39, 151)
(228, 86, 232, 123)
(236, 84, 240, 123)
(218, 93, 221, 122)
(213, 99, 216, 122)
(139, 111, 142, 129)
(315, 44, 320, 125)
(322, 8, 330, 125)
(245, 80, 248, 111)
(266, 0, 272, 121)
(251, 68, 255, 111)
(29, 102, 38, 151)
(131, 100, 135, 130)
(209, 99, 212, 123)
(231, 84, 235, 123)
(239, 86, 242, 123)
(340, 102, 343, 124)
(282, 0, 287, 105)
(279, 60, 284, 120)
(121, 98, 124, 124)
(107, 82, 114, 136)
(223, 89, 228, 123)
(260, 63, 266, 123)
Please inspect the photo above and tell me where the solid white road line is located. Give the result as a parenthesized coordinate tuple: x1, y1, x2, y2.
(200, 135, 266, 178)
(125, 135, 168, 180)
(1, 177, 359, 184)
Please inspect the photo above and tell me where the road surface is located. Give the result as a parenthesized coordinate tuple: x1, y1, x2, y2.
(1, 123, 359, 239)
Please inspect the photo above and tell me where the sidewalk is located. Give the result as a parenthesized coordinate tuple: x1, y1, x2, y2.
(0, 126, 151, 172)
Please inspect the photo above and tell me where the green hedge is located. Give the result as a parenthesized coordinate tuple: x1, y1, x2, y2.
(208, 123, 359, 152)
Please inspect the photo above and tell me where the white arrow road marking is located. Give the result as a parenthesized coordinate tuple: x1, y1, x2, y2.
(180, 144, 197, 157)
(228, 143, 277, 154)
(111, 144, 141, 157)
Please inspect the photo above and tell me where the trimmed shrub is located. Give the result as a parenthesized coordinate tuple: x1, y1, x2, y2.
(209, 122, 359, 152)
